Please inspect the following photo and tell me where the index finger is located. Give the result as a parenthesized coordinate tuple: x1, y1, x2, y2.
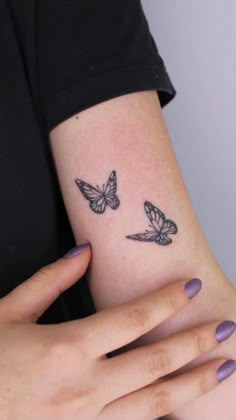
(68, 278, 202, 356)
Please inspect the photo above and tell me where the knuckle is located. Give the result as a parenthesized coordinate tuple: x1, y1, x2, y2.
(165, 290, 182, 314)
(52, 386, 97, 410)
(146, 348, 170, 379)
(125, 304, 151, 334)
(199, 374, 215, 395)
(49, 339, 72, 360)
(47, 337, 78, 363)
(194, 331, 211, 355)
(149, 389, 172, 418)
(44, 335, 89, 369)
(74, 388, 98, 410)
(56, 388, 100, 417)
(38, 263, 55, 280)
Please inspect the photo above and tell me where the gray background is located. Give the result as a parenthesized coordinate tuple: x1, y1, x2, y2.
(143, 0, 236, 284)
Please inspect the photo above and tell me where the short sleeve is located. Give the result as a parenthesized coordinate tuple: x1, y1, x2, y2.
(37, 0, 176, 134)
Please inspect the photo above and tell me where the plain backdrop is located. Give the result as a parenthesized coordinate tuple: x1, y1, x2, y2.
(143, 0, 236, 285)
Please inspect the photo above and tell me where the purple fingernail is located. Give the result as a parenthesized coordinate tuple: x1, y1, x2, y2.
(63, 243, 90, 258)
(217, 360, 236, 383)
(184, 278, 202, 299)
(216, 321, 236, 343)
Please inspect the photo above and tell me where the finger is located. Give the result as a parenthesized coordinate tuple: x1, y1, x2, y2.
(98, 320, 236, 403)
(100, 359, 236, 420)
(0, 243, 91, 323)
(73, 278, 202, 356)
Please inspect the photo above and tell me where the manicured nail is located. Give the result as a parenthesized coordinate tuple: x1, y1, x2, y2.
(184, 278, 202, 299)
(216, 321, 236, 343)
(63, 243, 90, 258)
(217, 360, 236, 383)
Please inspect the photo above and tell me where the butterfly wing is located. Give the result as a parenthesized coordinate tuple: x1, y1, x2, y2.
(162, 219, 178, 235)
(126, 230, 158, 242)
(104, 170, 120, 210)
(144, 202, 177, 245)
(144, 201, 165, 232)
(75, 179, 102, 200)
(75, 179, 106, 214)
(105, 194, 120, 209)
(155, 234, 172, 246)
(89, 197, 106, 214)
(155, 219, 177, 245)
(104, 170, 117, 195)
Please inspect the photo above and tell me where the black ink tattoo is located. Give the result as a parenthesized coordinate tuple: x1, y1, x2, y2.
(126, 201, 177, 246)
(75, 170, 120, 214)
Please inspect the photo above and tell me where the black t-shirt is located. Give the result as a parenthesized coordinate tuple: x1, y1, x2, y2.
(0, 0, 176, 324)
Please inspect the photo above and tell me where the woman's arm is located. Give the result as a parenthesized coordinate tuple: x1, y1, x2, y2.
(49, 90, 236, 419)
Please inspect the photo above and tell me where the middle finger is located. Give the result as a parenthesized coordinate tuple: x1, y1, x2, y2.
(72, 278, 202, 357)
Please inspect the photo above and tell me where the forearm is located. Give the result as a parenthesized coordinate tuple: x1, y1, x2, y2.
(49, 91, 236, 419)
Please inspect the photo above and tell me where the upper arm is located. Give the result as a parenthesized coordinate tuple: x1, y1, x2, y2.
(48, 90, 236, 420)
(48, 89, 206, 309)
(39, 0, 234, 345)
(41, 3, 236, 418)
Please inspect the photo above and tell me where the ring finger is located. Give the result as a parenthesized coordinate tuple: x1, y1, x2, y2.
(98, 320, 236, 403)
(100, 358, 236, 420)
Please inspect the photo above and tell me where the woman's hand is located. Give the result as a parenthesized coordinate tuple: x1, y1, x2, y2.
(0, 243, 235, 420)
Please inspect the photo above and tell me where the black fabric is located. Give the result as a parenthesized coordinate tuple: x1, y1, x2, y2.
(0, 0, 176, 324)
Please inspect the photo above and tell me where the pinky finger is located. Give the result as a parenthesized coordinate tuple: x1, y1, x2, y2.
(100, 359, 236, 420)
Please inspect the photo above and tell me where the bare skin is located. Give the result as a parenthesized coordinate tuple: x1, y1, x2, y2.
(49, 90, 236, 419)
(0, 244, 235, 420)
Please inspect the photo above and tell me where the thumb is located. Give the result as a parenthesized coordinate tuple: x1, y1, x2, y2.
(0, 243, 91, 323)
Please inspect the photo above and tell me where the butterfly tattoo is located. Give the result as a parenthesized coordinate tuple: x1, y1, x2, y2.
(126, 201, 178, 246)
(75, 170, 120, 214)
